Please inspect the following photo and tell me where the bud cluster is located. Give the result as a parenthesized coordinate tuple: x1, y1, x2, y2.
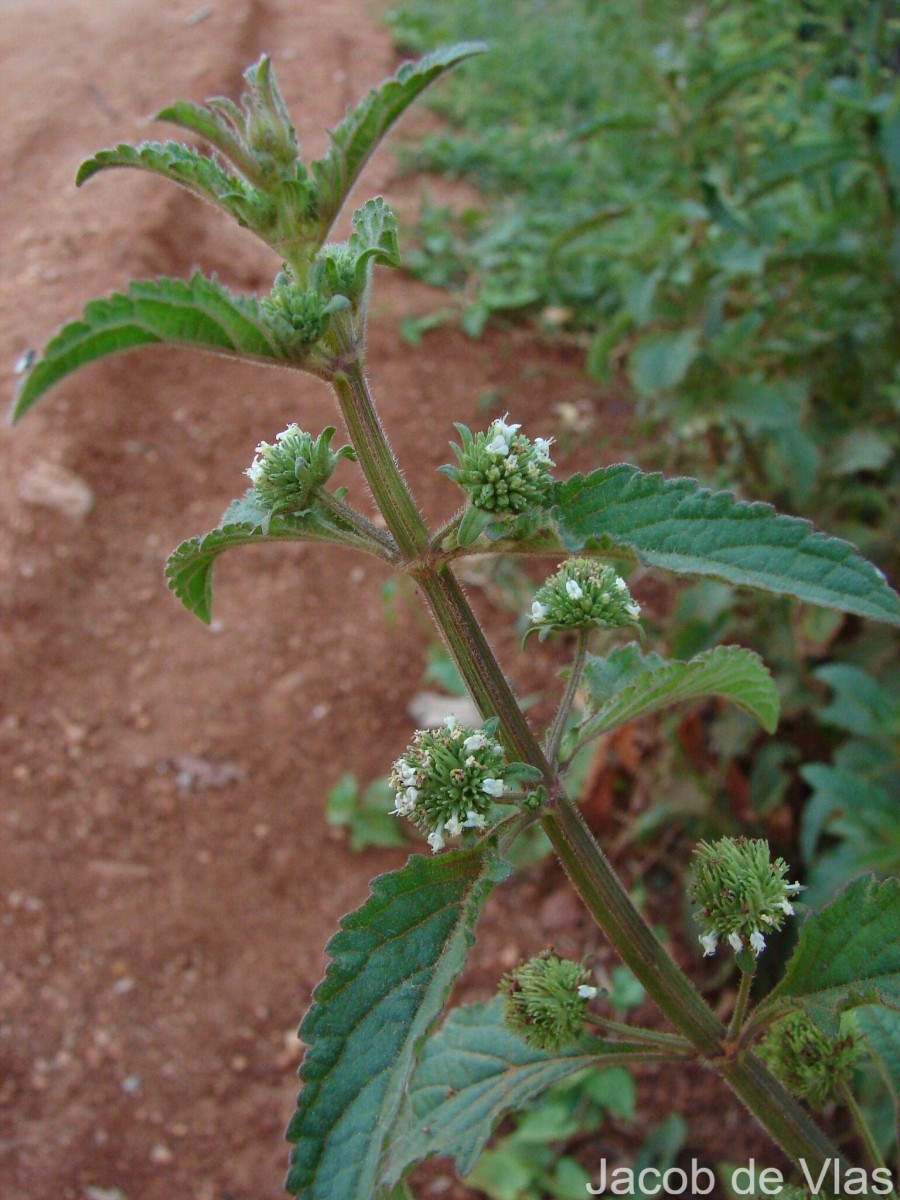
(390, 717, 509, 853)
(262, 271, 331, 345)
(691, 837, 802, 960)
(246, 425, 355, 517)
(500, 951, 597, 1051)
(760, 1011, 859, 1111)
(441, 416, 554, 515)
(529, 559, 640, 639)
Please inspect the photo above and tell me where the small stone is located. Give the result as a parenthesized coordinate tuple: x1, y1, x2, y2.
(18, 461, 94, 519)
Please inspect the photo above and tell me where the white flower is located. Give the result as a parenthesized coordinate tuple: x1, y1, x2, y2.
(427, 827, 445, 854)
(246, 457, 264, 484)
(493, 416, 521, 440)
(780, 899, 795, 916)
(463, 810, 488, 829)
(625, 601, 641, 619)
(486, 434, 510, 457)
(444, 715, 459, 731)
(577, 984, 598, 1000)
(481, 777, 505, 798)
(728, 932, 744, 954)
(750, 929, 766, 956)
(444, 814, 463, 838)
(699, 932, 718, 957)
(785, 882, 803, 894)
(464, 732, 487, 753)
(565, 579, 584, 601)
(398, 762, 418, 786)
(531, 600, 548, 623)
(533, 437, 554, 462)
(614, 576, 628, 592)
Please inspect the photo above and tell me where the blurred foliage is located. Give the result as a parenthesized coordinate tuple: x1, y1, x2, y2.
(383, 0, 900, 911)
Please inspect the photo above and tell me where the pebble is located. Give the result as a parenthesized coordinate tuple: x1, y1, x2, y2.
(18, 461, 94, 519)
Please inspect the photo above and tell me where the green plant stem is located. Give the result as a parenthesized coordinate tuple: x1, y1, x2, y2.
(312, 488, 401, 561)
(584, 1012, 692, 1053)
(840, 1080, 890, 1176)
(727, 970, 754, 1044)
(545, 628, 588, 766)
(328, 355, 850, 1195)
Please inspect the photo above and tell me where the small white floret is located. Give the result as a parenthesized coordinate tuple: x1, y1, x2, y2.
(464, 732, 487, 753)
(577, 984, 598, 1001)
(531, 600, 548, 623)
(780, 900, 794, 916)
(625, 602, 641, 619)
(427, 827, 445, 854)
(486, 435, 510, 457)
(728, 932, 744, 954)
(565, 580, 584, 601)
(699, 932, 718, 957)
(463, 810, 488, 829)
(444, 815, 463, 838)
(750, 929, 766, 956)
(481, 777, 505, 798)
(533, 437, 553, 462)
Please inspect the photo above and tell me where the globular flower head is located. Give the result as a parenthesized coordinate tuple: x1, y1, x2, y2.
(760, 1011, 860, 1111)
(261, 271, 331, 346)
(390, 717, 510, 852)
(529, 559, 640, 640)
(246, 424, 355, 517)
(691, 837, 802, 960)
(440, 416, 555, 517)
(500, 951, 596, 1051)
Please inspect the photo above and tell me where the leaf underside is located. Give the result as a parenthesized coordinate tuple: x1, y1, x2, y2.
(579, 644, 780, 743)
(11, 274, 289, 422)
(551, 466, 900, 626)
(312, 42, 487, 231)
(384, 998, 644, 1184)
(285, 847, 499, 1200)
(763, 876, 900, 1036)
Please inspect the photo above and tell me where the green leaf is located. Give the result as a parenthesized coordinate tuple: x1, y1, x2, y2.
(577, 645, 779, 746)
(11, 274, 290, 421)
(312, 43, 487, 231)
(165, 498, 346, 623)
(383, 998, 647, 1184)
(627, 329, 700, 395)
(285, 847, 500, 1199)
(75, 141, 257, 222)
(552, 466, 900, 626)
(761, 877, 900, 1036)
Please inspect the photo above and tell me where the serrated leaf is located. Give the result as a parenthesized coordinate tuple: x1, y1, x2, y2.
(76, 140, 255, 219)
(285, 847, 499, 1200)
(577, 645, 779, 747)
(552, 466, 900, 626)
(165, 500, 350, 623)
(383, 999, 648, 1185)
(761, 877, 900, 1036)
(584, 644, 668, 706)
(11, 274, 291, 421)
(312, 43, 487, 231)
(349, 197, 401, 283)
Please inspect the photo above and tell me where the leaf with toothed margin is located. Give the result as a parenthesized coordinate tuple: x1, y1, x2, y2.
(551, 465, 900, 626)
(577, 645, 780, 748)
(10, 275, 292, 422)
(165, 493, 358, 623)
(383, 998, 649, 1185)
(75, 141, 261, 224)
(285, 846, 504, 1200)
(757, 876, 900, 1037)
(312, 42, 487, 232)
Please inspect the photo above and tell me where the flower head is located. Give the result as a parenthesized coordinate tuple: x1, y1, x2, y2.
(390, 719, 509, 852)
(528, 559, 641, 640)
(501, 952, 596, 1051)
(440, 416, 555, 516)
(261, 271, 330, 346)
(246, 424, 355, 517)
(761, 1011, 860, 1111)
(691, 837, 802, 960)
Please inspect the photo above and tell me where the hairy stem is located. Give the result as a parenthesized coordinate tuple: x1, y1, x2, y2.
(840, 1080, 889, 1176)
(545, 628, 588, 766)
(328, 358, 850, 1193)
(727, 970, 754, 1045)
(584, 1013, 692, 1053)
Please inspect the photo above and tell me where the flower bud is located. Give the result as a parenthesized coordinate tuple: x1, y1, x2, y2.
(246, 425, 355, 517)
(529, 559, 640, 639)
(501, 952, 596, 1051)
(440, 416, 554, 516)
(390, 717, 510, 852)
(262, 272, 330, 345)
(760, 1011, 859, 1111)
(690, 837, 802, 960)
